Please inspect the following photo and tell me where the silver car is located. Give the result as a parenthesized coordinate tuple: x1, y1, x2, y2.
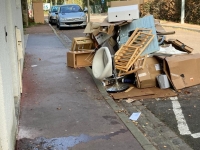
(48, 5, 61, 24)
(56, 4, 87, 30)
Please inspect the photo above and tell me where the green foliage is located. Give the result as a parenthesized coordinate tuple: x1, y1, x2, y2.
(141, 0, 200, 24)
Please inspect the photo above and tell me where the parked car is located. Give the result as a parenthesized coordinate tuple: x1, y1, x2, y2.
(48, 5, 61, 24)
(56, 4, 87, 30)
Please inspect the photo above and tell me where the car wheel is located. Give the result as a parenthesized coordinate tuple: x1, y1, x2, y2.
(58, 22, 62, 30)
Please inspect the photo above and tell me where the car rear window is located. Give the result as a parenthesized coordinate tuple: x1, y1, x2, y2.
(51, 6, 59, 12)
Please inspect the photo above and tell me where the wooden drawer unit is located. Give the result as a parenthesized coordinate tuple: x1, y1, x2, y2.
(67, 50, 95, 68)
(71, 37, 93, 51)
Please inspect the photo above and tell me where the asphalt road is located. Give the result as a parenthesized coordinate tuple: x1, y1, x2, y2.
(51, 24, 200, 150)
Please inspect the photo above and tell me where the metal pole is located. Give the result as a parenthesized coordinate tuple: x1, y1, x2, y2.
(181, 0, 185, 24)
(87, 0, 90, 22)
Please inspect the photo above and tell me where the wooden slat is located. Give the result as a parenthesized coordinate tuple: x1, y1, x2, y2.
(118, 55, 147, 76)
(114, 28, 154, 76)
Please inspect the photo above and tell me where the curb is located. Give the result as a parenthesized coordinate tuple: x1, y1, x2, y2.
(86, 67, 157, 150)
(160, 24, 200, 32)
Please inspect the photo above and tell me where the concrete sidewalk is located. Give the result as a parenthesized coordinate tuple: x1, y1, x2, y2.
(16, 24, 145, 150)
(160, 20, 200, 32)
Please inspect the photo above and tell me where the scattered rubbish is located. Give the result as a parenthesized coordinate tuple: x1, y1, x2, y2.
(124, 87, 134, 92)
(155, 44, 187, 55)
(126, 98, 136, 103)
(170, 97, 178, 100)
(129, 112, 141, 121)
(136, 57, 161, 88)
(31, 65, 37, 67)
(168, 39, 193, 53)
(184, 91, 191, 94)
(65, 2, 197, 101)
(157, 74, 170, 89)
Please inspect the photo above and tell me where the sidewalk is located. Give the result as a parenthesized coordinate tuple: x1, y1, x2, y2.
(160, 20, 200, 32)
(16, 24, 145, 150)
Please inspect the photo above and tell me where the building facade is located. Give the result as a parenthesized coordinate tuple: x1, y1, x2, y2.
(0, 0, 25, 149)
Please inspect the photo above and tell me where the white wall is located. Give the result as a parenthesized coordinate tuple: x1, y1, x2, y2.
(0, 0, 25, 149)
(6, 0, 24, 99)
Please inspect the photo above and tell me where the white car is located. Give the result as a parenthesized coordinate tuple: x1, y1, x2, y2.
(56, 4, 87, 30)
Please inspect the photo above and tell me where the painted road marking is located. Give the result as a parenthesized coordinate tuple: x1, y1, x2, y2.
(170, 97, 200, 138)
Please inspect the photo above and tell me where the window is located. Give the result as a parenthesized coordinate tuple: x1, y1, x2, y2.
(60, 5, 83, 13)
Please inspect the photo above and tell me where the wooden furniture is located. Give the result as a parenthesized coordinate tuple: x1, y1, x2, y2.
(115, 28, 154, 76)
(71, 37, 93, 51)
(67, 50, 95, 68)
(118, 55, 147, 76)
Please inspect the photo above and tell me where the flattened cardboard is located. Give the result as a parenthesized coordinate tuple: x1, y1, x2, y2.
(136, 57, 162, 88)
(131, 87, 177, 100)
(111, 86, 154, 100)
(163, 54, 200, 90)
(83, 22, 100, 34)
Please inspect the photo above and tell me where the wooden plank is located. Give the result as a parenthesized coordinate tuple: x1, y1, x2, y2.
(118, 55, 147, 76)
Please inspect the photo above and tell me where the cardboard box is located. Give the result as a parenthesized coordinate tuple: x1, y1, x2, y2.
(157, 74, 170, 89)
(32, 2, 44, 23)
(67, 50, 94, 68)
(83, 22, 100, 34)
(136, 57, 162, 88)
(108, 5, 139, 22)
(163, 54, 200, 90)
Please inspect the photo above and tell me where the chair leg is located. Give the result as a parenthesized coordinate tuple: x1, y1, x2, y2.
(107, 56, 129, 93)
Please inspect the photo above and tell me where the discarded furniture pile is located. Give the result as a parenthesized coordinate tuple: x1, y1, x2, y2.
(67, 2, 198, 101)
